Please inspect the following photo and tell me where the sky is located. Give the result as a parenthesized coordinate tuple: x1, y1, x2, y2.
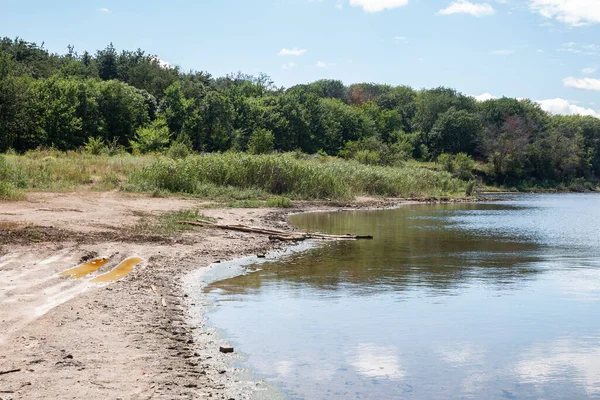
(2, 0, 600, 117)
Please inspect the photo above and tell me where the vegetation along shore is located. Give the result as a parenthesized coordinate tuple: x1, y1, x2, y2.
(1, 37, 600, 201)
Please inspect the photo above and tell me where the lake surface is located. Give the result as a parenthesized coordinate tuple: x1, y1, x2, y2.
(205, 194, 600, 399)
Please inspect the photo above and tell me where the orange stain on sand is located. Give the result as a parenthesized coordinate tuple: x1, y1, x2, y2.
(60, 257, 111, 279)
(91, 257, 143, 283)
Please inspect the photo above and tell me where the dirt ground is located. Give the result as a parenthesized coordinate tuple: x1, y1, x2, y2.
(0, 191, 465, 399)
(0, 192, 306, 399)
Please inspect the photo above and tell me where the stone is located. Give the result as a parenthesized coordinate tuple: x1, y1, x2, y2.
(219, 345, 234, 354)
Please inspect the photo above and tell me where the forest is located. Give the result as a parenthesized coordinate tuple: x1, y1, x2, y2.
(1, 37, 600, 190)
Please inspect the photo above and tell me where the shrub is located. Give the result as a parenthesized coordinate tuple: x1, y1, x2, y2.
(130, 118, 171, 154)
(438, 153, 454, 173)
(266, 197, 293, 208)
(437, 153, 475, 180)
(83, 137, 107, 155)
(247, 128, 275, 155)
(166, 141, 193, 159)
(0, 182, 23, 200)
(453, 153, 475, 180)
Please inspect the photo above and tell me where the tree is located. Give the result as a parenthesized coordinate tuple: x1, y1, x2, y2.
(97, 80, 150, 144)
(414, 87, 477, 134)
(35, 77, 83, 149)
(97, 43, 118, 81)
(428, 108, 482, 157)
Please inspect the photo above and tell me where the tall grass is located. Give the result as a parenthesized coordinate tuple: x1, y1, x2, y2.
(127, 153, 468, 199)
(0, 151, 150, 192)
(0, 151, 469, 200)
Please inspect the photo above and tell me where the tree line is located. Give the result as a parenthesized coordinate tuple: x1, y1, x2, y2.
(1, 37, 600, 188)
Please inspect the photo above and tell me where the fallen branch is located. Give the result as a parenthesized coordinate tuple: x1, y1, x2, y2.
(0, 369, 21, 376)
(177, 221, 373, 241)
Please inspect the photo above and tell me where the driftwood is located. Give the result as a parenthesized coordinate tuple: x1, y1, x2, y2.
(177, 220, 373, 241)
(0, 369, 20, 376)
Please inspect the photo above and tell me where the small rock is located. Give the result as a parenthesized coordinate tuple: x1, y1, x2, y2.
(219, 345, 234, 354)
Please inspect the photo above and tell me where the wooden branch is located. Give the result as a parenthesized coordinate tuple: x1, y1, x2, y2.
(0, 369, 21, 376)
(178, 221, 373, 241)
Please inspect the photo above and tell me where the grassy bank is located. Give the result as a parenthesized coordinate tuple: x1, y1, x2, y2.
(0, 151, 471, 200)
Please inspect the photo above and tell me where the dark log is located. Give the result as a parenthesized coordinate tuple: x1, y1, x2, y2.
(178, 221, 373, 241)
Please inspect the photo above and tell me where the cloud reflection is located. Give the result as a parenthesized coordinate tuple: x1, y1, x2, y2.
(348, 343, 405, 380)
(436, 342, 487, 367)
(516, 337, 600, 396)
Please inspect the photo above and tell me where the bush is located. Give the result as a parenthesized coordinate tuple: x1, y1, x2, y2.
(266, 197, 293, 208)
(437, 153, 475, 180)
(130, 118, 171, 154)
(438, 153, 454, 173)
(354, 149, 381, 166)
(83, 137, 106, 155)
(166, 141, 193, 159)
(453, 153, 475, 180)
(247, 128, 275, 155)
(0, 182, 23, 200)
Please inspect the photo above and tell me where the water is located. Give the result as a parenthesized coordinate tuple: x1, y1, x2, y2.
(204, 194, 600, 399)
(60, 257, 111, 279)
(91, 257, 142, 283)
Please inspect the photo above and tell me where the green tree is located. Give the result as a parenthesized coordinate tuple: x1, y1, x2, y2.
(428, 108, 482, 157)
(96, 43, 118, 81)
(97, 80, 150, 144)
(414, 87, 477, 135)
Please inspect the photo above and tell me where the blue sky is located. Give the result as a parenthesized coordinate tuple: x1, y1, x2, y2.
(2, 0, 600, 116)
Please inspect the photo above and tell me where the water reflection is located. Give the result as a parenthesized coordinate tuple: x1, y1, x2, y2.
(204, 194, 600, 399)
(516, 336, 600, 397)
(348, 344, 405, 380)
(212, 203, 543, 296)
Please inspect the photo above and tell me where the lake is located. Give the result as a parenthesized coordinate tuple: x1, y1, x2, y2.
(204, 194, 600, 399)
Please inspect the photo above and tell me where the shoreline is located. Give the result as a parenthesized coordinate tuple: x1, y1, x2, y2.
(0, 192, 485, 399)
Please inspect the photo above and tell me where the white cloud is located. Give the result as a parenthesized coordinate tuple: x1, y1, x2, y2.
(278, 48, 307, 56)
(563, 77, 600, 91)
(438, 1, 495, 16)
(489, 49, 515, 55)
(473, 92, 497, 101)
(315, 61, 327, 68)
(537, 98, 600, 118)
(472, 93, 600, 118)
(530, 0, 600, 27)
(150, 56, 171, 69)
(394, 36, 407, 41)
(98, 7, 111, 13)
(348, 0, 409, 13)
(282, 62, 297, 70)
(583, 67, 597, 74)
